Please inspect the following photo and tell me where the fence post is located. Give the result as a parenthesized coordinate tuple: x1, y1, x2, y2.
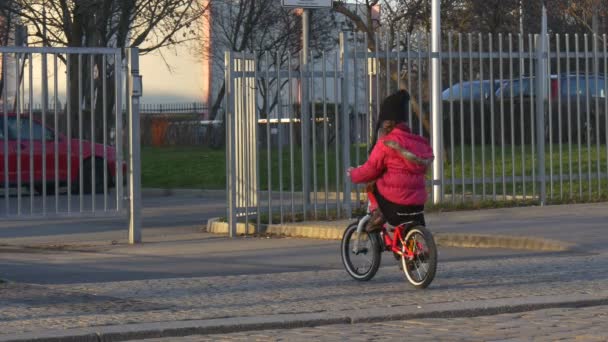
(127, 47, 142, 243)
(431, 0, 443, 204)
(535, 6, 548, 205)
(225, 51, 237, 237)
(340, 32, 352, 218)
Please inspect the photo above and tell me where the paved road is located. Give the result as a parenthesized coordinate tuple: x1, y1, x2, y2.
(137, 305, 608, 341)
(2, 249, 608, 337)
(1, 199, 607, 284)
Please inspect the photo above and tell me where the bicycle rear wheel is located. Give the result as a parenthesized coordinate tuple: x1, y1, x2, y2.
(401, 226, 437, 289)
(341, 222, 381, 281)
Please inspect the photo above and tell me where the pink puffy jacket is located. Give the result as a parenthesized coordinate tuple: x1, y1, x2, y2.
(350, 123, 434, 206)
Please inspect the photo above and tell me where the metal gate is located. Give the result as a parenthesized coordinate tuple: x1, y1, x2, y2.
(0, 46, 142, 243)
(225, 31, 608, 232)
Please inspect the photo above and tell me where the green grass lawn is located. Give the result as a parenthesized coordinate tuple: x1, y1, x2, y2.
(142, 144, 608, 201)
(142, 146, 226, 189)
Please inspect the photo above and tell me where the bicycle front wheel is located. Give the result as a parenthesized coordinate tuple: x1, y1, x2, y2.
(341, 222, 382, 281)
(401, 226, 437, 289)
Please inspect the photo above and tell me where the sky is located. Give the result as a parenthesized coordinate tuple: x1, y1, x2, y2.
(139, 46, 204, 104)
(2, 45, 205, 108)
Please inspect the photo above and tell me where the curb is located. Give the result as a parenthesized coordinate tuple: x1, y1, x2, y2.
(205, 219, 572, 252)
(2, 294, 606, 342)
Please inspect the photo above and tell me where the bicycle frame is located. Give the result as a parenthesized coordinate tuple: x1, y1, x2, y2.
(355, 191, 418, 261)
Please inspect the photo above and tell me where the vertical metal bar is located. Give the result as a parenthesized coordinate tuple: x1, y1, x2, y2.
(407, 34, 413, 129)
(334, 51, 340, 217)
(341, 32, 352, 218)
(556, 34, 563, 199)
(593, 34, 600, 197)
(2, 53, 8, 215)
(547, 34, 553, 200)
(469, 33, 475, 200)
(66, 54, 72, 213)
(278, 52, 284, 225)
(584, 34, 592, 199)
(78, 54, 84, 212)
(575, 34, 583, 198)
(566, 35, 573, 198)
(518, 35, 526, 200)
(28, 53, 34, 214)
(288, 53, 295, 222)
(90, 54, 96, 211)
(417, 33, 423, 136)
(311, 51, 318, 219)
(604, 35, 608, 198)
(127, 48, 142, 243)
(241, 53, 249, 231)
(478, 33, 486, 201)
(386, 31, 391, 96)
(299, 51, 306, 220)
(364, 34, 371, 155)
(530, 34, 536, 198)
(322, 51, 329, 217)
(458, 33, 464, 202)
(509, 34, 516, 199)
(498, 34, 506, 201)
(375, 33, 380, 134)
(225, 51, 237, 236)
(42, 53, 48, 215)
(102, 55, 108, 211)
(353, 34, 360, 209)
(114, 51, 123, 212)
(16, 52, 21, 215)
(489, 33, 496, 201)
(254, 56, 261, 233)
(265, 53, 272, 226)
(448, 32, 455, 203)
(536, 13, 549, 205)
(53, 54, 59, 213)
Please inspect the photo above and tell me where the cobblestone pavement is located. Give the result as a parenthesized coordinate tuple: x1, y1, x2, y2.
(137, 305, 608, 341)
(1, 250, 608, 336)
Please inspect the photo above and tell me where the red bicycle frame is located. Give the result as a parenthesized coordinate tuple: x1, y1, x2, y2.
(367, 190, 419, 261)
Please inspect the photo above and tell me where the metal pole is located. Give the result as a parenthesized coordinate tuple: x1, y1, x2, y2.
(431, 0, 443, 203)
(127, 48, 142, 243)
(535, 5, 547, 205)
(301, 9, 311, 216)
(340, 32, 352, 218)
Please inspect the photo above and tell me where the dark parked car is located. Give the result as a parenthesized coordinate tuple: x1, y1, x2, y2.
(442, 80, 503, 102)
(494, 74, 607, 144)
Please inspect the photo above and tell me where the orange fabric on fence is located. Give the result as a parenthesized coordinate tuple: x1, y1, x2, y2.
(151, 117, 169, 147)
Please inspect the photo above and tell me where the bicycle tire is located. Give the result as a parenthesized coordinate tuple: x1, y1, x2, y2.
(341, 222, 382, 281)
(401, 225, 437, 289)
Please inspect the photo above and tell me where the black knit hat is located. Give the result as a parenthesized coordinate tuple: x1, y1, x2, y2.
(378, 90, 410, 123)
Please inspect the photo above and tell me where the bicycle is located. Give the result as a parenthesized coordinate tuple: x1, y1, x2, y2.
(340, 190, 438, 289)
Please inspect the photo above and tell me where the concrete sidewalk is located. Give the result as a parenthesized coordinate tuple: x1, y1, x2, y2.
(208, 202, 608, 252)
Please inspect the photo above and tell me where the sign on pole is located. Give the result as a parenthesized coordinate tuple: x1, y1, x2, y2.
(281, 0, 332, 8)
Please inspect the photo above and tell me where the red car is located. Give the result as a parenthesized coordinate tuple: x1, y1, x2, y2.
(0, 113, 122, 194)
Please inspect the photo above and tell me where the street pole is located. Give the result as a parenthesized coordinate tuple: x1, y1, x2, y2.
(431, 0, 443, 203)
(301, 9, 311, 217)
(535, 3, 548, 205)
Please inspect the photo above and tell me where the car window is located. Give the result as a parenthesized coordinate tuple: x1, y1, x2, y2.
(589, 77, 606, 98)
(7, 117, 54, 141)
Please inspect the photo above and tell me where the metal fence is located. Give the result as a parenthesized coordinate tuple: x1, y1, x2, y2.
(225, 31, 608, 235)
(140, 102, 207, 114)
(0, 46, 142, 243)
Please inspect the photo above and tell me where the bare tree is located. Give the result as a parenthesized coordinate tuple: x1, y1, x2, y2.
(200, 0, 336, 147)
(0, 0, 207, 139)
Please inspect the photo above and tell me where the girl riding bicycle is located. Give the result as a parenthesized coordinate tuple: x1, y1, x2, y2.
(347, 90, 434, 233)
